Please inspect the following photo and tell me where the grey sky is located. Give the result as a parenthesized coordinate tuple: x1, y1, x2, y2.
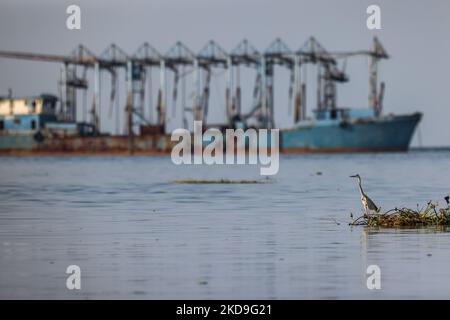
(0, 0, 449, 146)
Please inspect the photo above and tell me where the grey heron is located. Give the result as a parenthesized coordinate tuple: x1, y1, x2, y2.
(350, 174, 379, 216)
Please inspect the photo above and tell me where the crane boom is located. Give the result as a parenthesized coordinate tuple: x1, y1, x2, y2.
(0, 50, 99, 65)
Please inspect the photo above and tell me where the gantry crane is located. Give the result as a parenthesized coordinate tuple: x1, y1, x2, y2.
(0, 37, 388, 138)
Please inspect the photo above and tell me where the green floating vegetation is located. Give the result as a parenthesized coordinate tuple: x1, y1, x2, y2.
(173, 179, 269, 184)
(350, 201, 450, 228)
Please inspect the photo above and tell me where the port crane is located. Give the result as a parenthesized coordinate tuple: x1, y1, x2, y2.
(0, 37, 387, 138)
(329, 37, 389, 115)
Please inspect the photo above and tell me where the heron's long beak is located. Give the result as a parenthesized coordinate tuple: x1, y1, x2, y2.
(349, 175, 357, 178)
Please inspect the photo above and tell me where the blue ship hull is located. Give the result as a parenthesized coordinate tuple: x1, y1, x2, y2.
(281, 112, 422, 152)
(0, 112, 422, 154)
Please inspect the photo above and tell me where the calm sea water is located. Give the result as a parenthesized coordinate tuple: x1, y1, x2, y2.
(1, 150, 450, 299)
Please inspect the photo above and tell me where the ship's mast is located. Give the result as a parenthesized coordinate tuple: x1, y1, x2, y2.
(368, 37, 388, 116)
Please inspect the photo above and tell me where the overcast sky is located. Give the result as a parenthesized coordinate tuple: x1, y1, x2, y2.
(0, 0, 449, 146)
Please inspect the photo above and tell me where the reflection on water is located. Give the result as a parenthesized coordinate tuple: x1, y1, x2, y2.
(0, 151, 450, 299)
(361, 227, 450, 299)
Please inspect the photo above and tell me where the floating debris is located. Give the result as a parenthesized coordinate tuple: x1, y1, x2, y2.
(332, 218, 341, 225)
(173, 179, 269, 184)
(197, 279, 208, 286)
(350, 201, 450, 228)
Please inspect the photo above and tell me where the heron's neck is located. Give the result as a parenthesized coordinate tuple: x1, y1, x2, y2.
(358, 179, 364, 196)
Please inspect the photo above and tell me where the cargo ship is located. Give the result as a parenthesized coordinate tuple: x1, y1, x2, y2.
(0, 94, 172, 155)
(281, 109, 421, 153)
(0, 94, 421, 154)
(0, 37, 422, 155)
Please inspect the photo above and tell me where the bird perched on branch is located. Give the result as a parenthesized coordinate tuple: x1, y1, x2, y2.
(350, 174, 379, 216)
(445, 196, 449, 207)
